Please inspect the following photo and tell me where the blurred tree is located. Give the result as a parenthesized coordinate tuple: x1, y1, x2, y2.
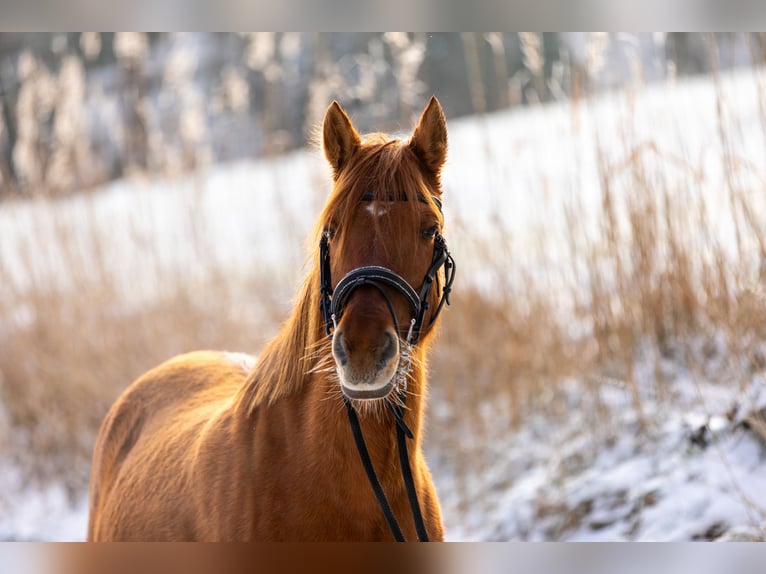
(666, 33, 709, 76)
(0, 32, 755, 200)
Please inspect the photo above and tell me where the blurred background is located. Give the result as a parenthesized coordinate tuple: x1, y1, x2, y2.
(1, 32, 766, 541)
(0, 32, 756, 198)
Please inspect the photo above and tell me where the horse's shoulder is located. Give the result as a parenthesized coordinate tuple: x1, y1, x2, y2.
(157, 350, 257, 376)
(101, 351, 254, 440)
(131, 350, 255, 395)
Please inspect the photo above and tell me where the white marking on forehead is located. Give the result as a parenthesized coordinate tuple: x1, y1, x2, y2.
(222, 352, 257, 374)
(365, 201, 388, 218)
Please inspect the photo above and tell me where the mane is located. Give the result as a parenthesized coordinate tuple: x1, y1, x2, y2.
(238, 134, 443, 414)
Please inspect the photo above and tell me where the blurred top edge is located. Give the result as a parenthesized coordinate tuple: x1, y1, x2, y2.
(3, 0, 766, 32)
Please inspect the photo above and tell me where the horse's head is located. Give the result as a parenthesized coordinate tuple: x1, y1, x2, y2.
(318, 97, 454, 401)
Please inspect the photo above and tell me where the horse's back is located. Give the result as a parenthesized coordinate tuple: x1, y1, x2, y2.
(87, 350, 255, 541)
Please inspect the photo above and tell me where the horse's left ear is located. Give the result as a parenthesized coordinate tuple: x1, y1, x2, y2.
(410, 96, 448, 177)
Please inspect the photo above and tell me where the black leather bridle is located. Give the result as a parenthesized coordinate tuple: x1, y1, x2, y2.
(319, 193, 455, 345)
(317, 191, 456, 542)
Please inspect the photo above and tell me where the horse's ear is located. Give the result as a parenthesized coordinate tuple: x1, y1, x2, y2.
(323, 101, 361, 177)
(410, 96, 447, 178)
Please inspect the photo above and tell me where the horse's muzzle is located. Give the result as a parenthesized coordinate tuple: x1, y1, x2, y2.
(332, 328, 399, 400)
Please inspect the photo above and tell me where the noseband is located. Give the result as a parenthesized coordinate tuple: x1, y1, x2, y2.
(318, 193, 456, 345)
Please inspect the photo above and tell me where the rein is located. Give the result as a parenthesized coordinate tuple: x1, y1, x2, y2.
(318, 192, 456, 542)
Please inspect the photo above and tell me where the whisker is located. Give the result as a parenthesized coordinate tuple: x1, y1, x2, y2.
(308, 364, 336, 375)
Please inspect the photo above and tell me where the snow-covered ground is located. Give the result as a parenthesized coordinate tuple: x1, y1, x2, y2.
(2, 68, 766, 541)
(432, 350, 766, 541)
(0, 467, 89, 541)
(3, 349, 766, 542)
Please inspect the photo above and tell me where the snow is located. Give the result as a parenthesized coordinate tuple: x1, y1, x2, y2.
(0, 465, 89, 541)
(431, 366, 766, 542)
(2, 68, 766, 541)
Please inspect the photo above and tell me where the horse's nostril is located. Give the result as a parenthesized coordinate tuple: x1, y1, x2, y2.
(332, 331, 349, 366)
(333, 329, 397, 371)
(377, 332, 397, 369)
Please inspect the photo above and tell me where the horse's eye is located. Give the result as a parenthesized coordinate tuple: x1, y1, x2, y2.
(422, 225, 439, 239)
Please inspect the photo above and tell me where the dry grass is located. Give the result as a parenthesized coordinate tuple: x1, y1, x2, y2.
(426, 58, 766, 483)
(0, 194, 293, 495)
(2, 41, 766, 515)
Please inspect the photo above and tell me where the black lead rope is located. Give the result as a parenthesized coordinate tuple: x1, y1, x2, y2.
(343, 396, 406, 542)
(344, 395, 429, 542)
(392, 402, 430, 542)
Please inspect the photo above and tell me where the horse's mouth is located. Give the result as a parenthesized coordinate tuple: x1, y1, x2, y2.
(339, 380, 395, 400)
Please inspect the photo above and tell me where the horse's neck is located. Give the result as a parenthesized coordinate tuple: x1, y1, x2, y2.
(296, 357, 429, 498)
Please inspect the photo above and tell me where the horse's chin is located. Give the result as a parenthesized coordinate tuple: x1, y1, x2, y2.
(335, 354, 399, 401)
(340, 380, 395, 401)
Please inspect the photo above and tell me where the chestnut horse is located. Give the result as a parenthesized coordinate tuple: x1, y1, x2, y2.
(87, 97, 455, 541)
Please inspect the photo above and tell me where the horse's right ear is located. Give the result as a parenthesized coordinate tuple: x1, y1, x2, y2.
(323, 101, 361, 177)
